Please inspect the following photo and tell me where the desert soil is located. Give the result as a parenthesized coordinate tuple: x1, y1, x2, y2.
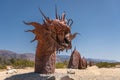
(0, 66, 120, 80)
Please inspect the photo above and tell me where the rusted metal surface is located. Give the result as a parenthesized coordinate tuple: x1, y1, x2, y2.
(68, 49, 82, 69)
(24, 8, 77, 74)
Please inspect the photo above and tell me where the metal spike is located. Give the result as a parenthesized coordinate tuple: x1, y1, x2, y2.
(23, 21, 42, 29)
(24, 30, 33, 32)
(71, 33, 80, 40)
(61, 11, 66, 21)
(31, 36, 37, 43)
(39, 8, 49, 21)
(58, 15, 61, 20)
(67, 19, 73, 27)
(55, 5, 58, 19)
(23, 21, 30, 25)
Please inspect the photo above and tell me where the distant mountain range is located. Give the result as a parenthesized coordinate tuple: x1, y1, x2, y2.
(56, 55, 117, 63)
(0, 50, 35, 61)
(0, 50, 118, 63)
(86, 58, 117, 63)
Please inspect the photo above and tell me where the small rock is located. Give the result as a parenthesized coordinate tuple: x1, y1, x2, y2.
(6, 69, 17, 74)
(6, 66, 13, 70)
(67, 70, 75, 74)
(60, 75, 74, 80)
(47, 76, 55, 80)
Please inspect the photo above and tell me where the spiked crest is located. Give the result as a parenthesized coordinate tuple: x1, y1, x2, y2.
(24, 8, 78, 52)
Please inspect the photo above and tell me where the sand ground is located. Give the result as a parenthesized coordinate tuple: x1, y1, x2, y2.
(0, 66, 120, 80)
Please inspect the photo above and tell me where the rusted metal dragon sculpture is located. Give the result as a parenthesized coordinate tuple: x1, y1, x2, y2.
(24, 7, 77, 74)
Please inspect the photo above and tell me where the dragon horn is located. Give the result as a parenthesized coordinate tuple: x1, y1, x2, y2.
(39, 8, 50, 22)
(55, 5, 58, 19)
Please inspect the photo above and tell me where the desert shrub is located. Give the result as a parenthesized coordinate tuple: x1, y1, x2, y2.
(63, 60, 68, 65)
(9, 58, 16, 64)
(12, 59, 34, 69)
(56, 62, 65, 68)
(0, 64, 6, 69)
(56, 61, 68, 68)
(96, 62, 116, 68)
(0, 56, 35, 69)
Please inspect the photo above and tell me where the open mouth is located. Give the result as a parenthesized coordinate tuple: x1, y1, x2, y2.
(64, 38, 70, 44)
(58, 37, 72, 51)
(61, 38, 70, 47)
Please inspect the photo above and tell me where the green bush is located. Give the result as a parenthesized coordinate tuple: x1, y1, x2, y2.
(0, 65, 6, 69)
(0, 56, 35, 69)
(9, 58, 16, 64)
(96, 62, 116, 68)
(56, 61, 68, 69)
(12, 59, 34, 69)
(63, 60, 68, 66)
(56, 62, 65, 68)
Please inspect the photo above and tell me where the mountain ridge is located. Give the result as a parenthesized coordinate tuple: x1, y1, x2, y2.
(0, 50, 118, 63)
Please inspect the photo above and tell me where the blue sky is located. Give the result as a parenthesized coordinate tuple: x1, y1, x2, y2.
(0, 0, 120, 61)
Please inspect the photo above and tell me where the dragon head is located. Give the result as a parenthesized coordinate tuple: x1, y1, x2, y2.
(24, 7, 78, 52)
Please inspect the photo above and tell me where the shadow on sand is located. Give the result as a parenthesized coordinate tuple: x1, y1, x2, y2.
(5, 72, 55, 80)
